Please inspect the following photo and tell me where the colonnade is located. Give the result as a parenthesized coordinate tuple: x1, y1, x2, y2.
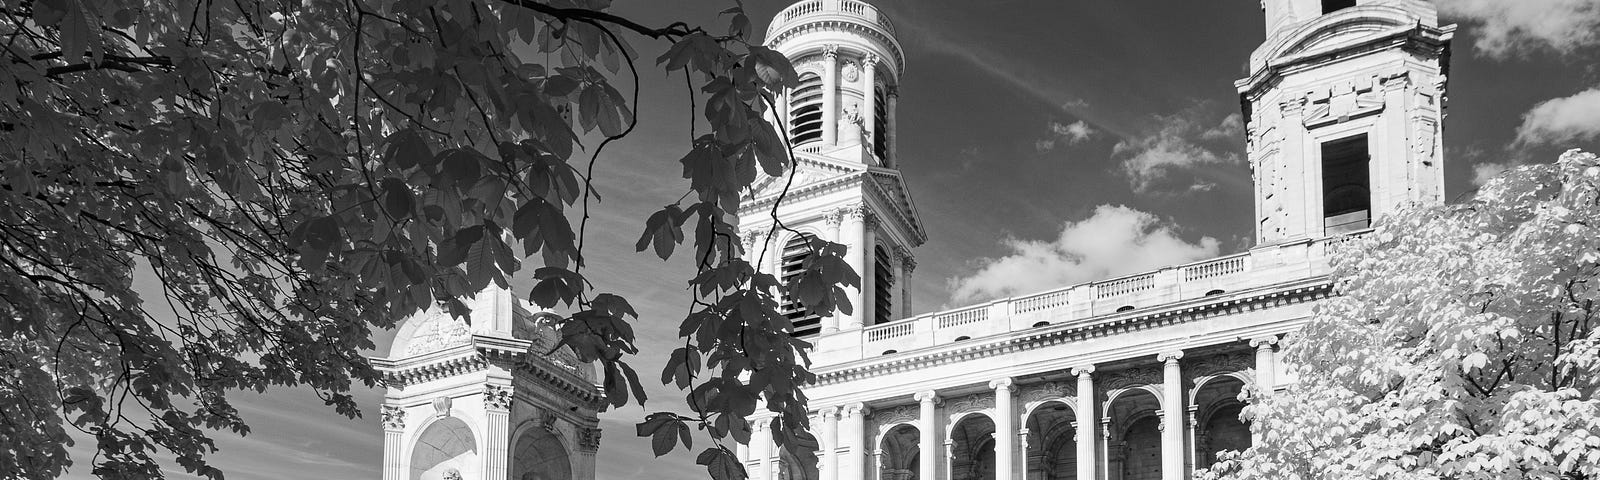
(745, 339, 1280, 480)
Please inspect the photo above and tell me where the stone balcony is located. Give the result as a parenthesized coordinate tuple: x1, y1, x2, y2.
(811, 230, 1370, 367)
(766, 0, 897, 39)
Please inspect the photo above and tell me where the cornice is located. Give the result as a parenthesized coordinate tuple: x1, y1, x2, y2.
(864, 170, 927, 245)
(376, 337, 606, 408)
(767, 20, 905, 77)
(815, 278, 1334, 386)
(1237, 21, 1450, 99)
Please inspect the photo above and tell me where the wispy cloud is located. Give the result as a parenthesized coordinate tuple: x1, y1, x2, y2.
(948, 205, 1220, 303)
(1472, 162, 1514, 187)
(1035, 120, 1097, 152)
(1514, 86, 1600, 147)
(1436, 0, 1600, 58)
(1112, 108, 1243, 193)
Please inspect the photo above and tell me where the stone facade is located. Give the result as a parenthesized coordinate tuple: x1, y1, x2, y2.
(740, 1, 1453, 480)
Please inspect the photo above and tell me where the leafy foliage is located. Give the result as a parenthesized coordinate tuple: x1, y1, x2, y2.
(1203, 150, 1600, 480)
(0, 0, 848, 478)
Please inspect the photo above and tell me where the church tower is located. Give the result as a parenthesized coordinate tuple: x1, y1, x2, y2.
(739, 0, 924, 353)
(372, 288, 605, 480)
(1239, 0, 1454, 245)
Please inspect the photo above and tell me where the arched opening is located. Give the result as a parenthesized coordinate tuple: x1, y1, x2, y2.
(872, 84, 889, 162)
(950, 414, 996, 480)
(512, 427, 571, 480)
(1105, 389, 1162, 480)
(780, 236, 823, 338)
(1193, 376, 1252, 470)
(1032, 321, 1050, 328)
(1204, 289, 1226, 296)
(954, 336, 971, 342)
(874, 244, 896, 325)
(879, 424, 921, 480)
(779, 442, 820, 480)
(1025, 401, 1077, 480)
(1116, 306, 1135, 312)
(411, 416, 479, 480)
(789, 74, 824, 145)
(882, 350, 898, 355)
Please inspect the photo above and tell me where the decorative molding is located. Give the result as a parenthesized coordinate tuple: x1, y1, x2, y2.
(1189, 352, 1254, 378)
(874, 405, 918, 425)
(484, 385, 514, 411)
(381, 405, 406, 430)
(1019, 382, 1073, 404)
(1102, 366, 1162, 391)
(946, 393, 992, 415)
(540, 407, 560, 433)
(403, 314, 472, 357)
(825, 208, 846, 227)
(842, 60, 860, 83)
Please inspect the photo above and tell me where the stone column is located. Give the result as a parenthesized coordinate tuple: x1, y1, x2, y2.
(577, 427, 602, 480)
(886, 85, 899, 167)
(821, 407, 840, 480)
(823, 210, 845, 333)
(862, 211, 879, 326)
(843, 404, 868, 480)
(915, 391, 940, 480)
(840, 206, 866, 329)
(822, 45, 840, 146)
(861, 54, 880, 160)
(1251, 336, 1279, 392)
(1159, 351, 1184, 480)
(992, 378, 1016, 480)
(754, 420, 773, 480)
(898, 247, 915, 319)
(1072, 366, 1096, 480)
(381, 405, 406, 480)
(483, 386, 514, 480)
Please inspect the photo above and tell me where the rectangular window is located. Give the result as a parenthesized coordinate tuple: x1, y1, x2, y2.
(1322, 135, 1371, 234)
(1322, 0, 1357, 14)
(873, 246, 895, 325)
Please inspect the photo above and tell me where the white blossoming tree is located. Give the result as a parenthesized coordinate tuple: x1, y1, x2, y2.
(1202, 149, 1600, 479)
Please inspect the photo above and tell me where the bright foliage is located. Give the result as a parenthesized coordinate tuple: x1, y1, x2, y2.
(1205, 150, 1600, 479)
(0, 0, 842, 478)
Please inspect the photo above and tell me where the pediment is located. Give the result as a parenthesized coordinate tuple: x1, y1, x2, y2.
(1267, 7, 1418, 62)
(748, 156, 862, 199)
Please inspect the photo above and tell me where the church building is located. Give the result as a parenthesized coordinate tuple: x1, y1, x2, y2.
(736, 1, 1452, 480)
(366, 0, 1455, 479)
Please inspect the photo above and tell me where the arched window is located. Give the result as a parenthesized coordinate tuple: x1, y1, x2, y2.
(873, 245, 895, 325)
(873, 84, 890, 162)
(788, 74, 824, 146)
(780, 236, 823, 338)
(1116, 305, 1135, 312)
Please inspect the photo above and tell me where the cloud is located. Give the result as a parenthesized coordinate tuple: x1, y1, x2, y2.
(1435, 0, 1600, 58)
(948, 205, 1221, 303)
(1472, 162, 1514, 187)
(1113, 110, 1244, 193)
(1035, 120, 1097, 152)
(1514, 87, 1600, 146)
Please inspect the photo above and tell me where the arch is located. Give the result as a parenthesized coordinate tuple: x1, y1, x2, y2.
(409, 416, 480, 480)
(1023, 400, 1077, 480)
(1115, 305, 1135, 312)
(1190, 376, 1252, 470)
(508, 419, 573, 480)
(779, 441, 820, 480)
(877, 423, 921, 480)
(1118, 415, 1162, 480)
(948, 414, 995, 480)
(882, 349, 898, 355)
(1032, 321, 1050, 328)
(1266, 5, 1419, 61)
(788, 73, 825, 145)
(954, 336, 971, 342)
(1204, 289, 1226, 296)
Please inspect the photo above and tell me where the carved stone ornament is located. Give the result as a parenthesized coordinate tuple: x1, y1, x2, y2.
(946, 393, 993, 415)
(874, 405, 918, 425)
(1101, 366, 1162, 391)
(432, 396, 453, 419)
(1190, 352, 1253, 377)
(443, 469, 463, 480)
(822, 44, 839, 59)
(579, 427, 603, 451)
(403, 313, 472, 356)
(842, 61, 860, 83)
(825, 208, 846, 226)
(1019, 382, 1074, 404)
(484, 385, 514, 411)
(541, 407, 560, 433)
(381, 405, 406, 430)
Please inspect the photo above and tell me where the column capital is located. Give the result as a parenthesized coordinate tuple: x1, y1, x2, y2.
(863, 54, 880, 67)
(1072, 365, 1097, 377)
(914, 390, 941, 404)
(820, 405, 840, 417)
(1250, 335, 1280, 349)
(1158, 350, 1184, 363)
(381, 404, 407, 431)
(843, 402, 869, 416)
(483, 384, 514, 411)
(825, 208, 846, 226)
(822, 44, 839, 59)
(885, 84, 899, 98)
(988, 377, 1014, 390)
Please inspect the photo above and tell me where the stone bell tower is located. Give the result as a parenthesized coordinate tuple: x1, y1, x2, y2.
(372, 287, 604, 480)
(1239, 0, 1454, 245)
(738, 0, 925, 355)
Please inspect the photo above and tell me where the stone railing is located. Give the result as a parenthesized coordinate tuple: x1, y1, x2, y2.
(835, 231, 1369, 361)
(767, 0, 896, 39)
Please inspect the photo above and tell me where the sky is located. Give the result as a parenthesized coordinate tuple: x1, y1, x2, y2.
(62, 1, 1600, 479)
